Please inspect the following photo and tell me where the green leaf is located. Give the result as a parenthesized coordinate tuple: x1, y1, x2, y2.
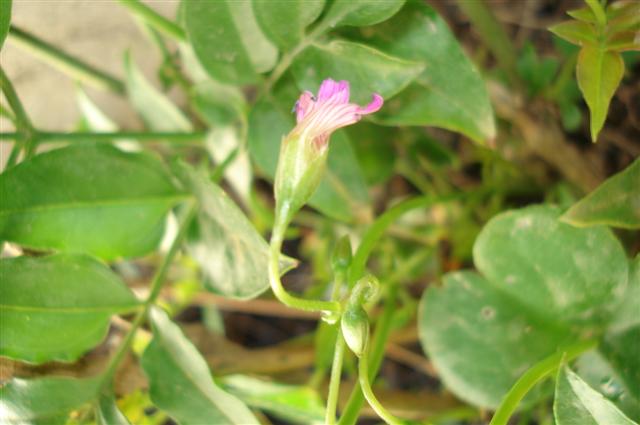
(0, 376, 100, 425)
(561, 158, 640, 228)
(345, 122, 396, 185)
(176, 163, 276, 299)
(567, 7, 597, 24)
(291, 40, 423, 105)
(554, 366, 638, 425)
(184, 0, 277, 84)
(606, 31, 640, 52)
(0, 0, 12, 50)
(96, 393, 132, 425)
(549, 21, 598, 45)
(0, 254, 140, 364)
(601, 326, 640, 403)
(252, 0, 325, 49)
(124, 53, 192, 132)
(0, 145, 185, 260)
(323, 0, 405, 27)
(419, 205, 629, 408)
(222, 375, 325, 424)
(141, 307, 258, 425)
(248, 92, 370, 222)
(359, 2, 496, 144)
(576, 45, 625, 142)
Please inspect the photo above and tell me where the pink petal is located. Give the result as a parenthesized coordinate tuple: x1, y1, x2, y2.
(295, 91, 315, 122)
(358, 93, 383, 115)
(317, 79, 339, 101)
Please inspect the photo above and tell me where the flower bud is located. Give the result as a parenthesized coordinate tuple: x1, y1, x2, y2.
(341, 304, 370, 357)
(272, 78, 383, 227)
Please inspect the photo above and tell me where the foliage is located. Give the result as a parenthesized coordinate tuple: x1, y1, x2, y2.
(0, 1, 638, 424)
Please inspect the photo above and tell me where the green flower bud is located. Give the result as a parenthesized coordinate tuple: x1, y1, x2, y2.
(341, 305, 370, 357)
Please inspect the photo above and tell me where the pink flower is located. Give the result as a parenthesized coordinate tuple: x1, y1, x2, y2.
(291, 79, 383, 150)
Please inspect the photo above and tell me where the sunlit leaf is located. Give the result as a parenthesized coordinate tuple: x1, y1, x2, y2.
(141, 307, 258, 425)
(252, 0, 325, 49)
(0, 145, 186, 260)
(0, 254, 140, 363)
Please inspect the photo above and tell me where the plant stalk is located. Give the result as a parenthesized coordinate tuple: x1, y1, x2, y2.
(0, 131, 206, 144)
(118, 0, 186, 42)
(489, 339, 598, 425)
(9, 26, 125, 93)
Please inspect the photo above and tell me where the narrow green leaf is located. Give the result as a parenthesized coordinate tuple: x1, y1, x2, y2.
(0, 376, 100, 425)
(175, 163, 276, 299)
(0, 0, 12, 50)
(576, 45, 625, 142)
(96, 393, 132, 425)
(419, 205, 629, 408)
(291, 40, 423, 105)
(567, 7, 597, 23)
(252, 0, 325, 49)
(554, 366, 638, 425)
(0, 145, 185, 260)
(184, 0, 277, 84)
(561, 158, 640, 228)
(606, 31, 640, 52)
(606, 1, 640, 32)
(222, 375, 325, 424)
(141, 307, 258, 425)
(0, 254, 140, 364)
(323, 0, 405, 27)
(360, 2, 496, 144)
(549, 21, 598, 46)
(124, 53, 191, 131)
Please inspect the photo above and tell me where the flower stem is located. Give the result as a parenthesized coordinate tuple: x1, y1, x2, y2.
(0, 131, 206, 144)
(9, 26, 125, 93)
(117, 0, 186, 41)
(0, 66, 37, 159)
(99, 201, 197, 388)
(325, 332, 346, 425)
(268, 222, 341, 313)
(358, 351, 404, 425)
(489, 339, 598, 425)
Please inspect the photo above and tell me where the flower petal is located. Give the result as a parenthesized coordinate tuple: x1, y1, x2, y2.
(295, 91, 315, 122)
(358, 94, 383, 115)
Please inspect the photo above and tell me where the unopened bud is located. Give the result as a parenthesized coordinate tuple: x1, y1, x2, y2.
(341, 305, 370, 357)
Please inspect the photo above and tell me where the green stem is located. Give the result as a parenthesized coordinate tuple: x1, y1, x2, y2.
(358, 348, 404, 425)
(489, 339, 598, 425)
(9, 26, 125, 93)
(0, 65, 37, 159)
(326, 332, 346, 425)
(99, 201, 197, 386)
(338, 283, 399, 425)
(1, 131, 206, 143)
(585, 0, 607, 30)
(118, 0, 186, 41)
(268, 220, 341, 313)
(455, 0, 521, 88)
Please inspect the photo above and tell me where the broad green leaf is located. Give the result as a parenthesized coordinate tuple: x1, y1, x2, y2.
(0, 376, 100, 425)
(291, 40, 423, 105)
(248, 92, 370, 222)
(420, 271, 573, 408)
(561, 158, 640, 229)
(223, 375, 325, 424)
(141, 307, 258, 425)
(252, 0, 325, 49)
(359, 2, 495, 144)
(576, 45, 624, 142)
(473, 205, 627, 327)
(601, 326, 640, 403)
(549, 21, 597, 45)
(609, 255, 640, 333)
(0, 254, 140, 363)
(345, 122, 396, 185)
(419, 205, 629, 408)
(554, 366, 638, 425)
(184, 0, 277, 84)
(205, 127, 252, 204)
(176, 163, 276, 299)
(124, 53, 192, 132)
(96, 393, 132, 425)
(0, 145, 185, 260)
(0, 0, 11, 50)
(323, 0, 405, 27)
